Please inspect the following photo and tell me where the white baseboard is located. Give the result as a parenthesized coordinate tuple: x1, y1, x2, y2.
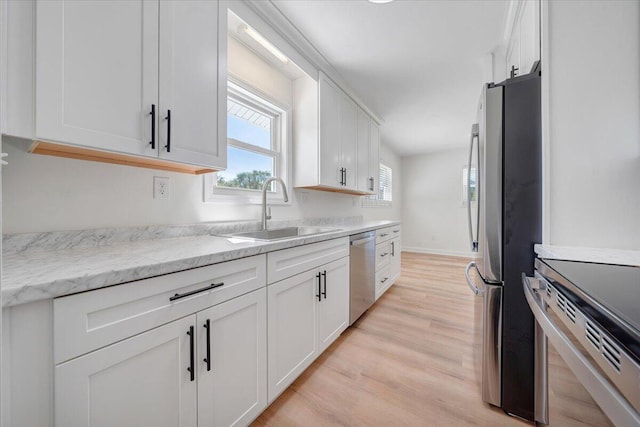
(402, 246, 476, 259)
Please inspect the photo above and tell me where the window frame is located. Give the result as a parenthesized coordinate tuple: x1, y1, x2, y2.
(462, 165, 477, 206)
(204, 78, 291, 204)
(363, 162, 392, 207)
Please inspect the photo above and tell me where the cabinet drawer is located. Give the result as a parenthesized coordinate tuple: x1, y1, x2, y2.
(376, 225, 400, 244)
(375, 265, 392, 301)
(267, 237, 349, 284)
(375, 241, 392, 271)
(54, 254, 266, 364)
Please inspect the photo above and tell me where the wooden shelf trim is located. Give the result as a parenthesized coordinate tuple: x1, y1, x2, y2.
(28, 141, 217, 175)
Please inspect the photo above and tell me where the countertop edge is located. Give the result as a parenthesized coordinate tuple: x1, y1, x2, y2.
(2, 221, 400, 307)
(534, 244, 640, 267)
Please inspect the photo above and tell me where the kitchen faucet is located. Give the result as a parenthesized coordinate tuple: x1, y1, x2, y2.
(261, 177, 289, 230)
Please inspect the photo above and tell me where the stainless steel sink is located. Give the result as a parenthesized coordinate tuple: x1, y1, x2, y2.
(224, 226, 341, 241)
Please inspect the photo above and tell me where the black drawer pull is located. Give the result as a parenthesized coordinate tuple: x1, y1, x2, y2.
(393, 230, 400, 233)
(381, 277, 388, 283)
(321, 270, 327, 299)
(187, 325, 195, 381)
(149, 104, 156, 149)
(165, 109, 171, 152)
(203, 319, 211, 372)
(316, 272, 322, 301)
(169, 282, 224, 302)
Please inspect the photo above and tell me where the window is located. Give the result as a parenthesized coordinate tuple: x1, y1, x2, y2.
(463, 166, 477, 204)
(363, 163, 392, 207)
(204, 81, 288, 203)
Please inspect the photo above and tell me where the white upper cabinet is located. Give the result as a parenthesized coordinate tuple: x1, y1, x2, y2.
(339, 92, 358, 189)
(357, 107, 380, 194)
(294, 71, 379, 195)
(506, 0, 540, 78)
(33, 0, 226, 170)
(369, 120, 380, 194)
(158, 0, 226, 168)
(36, 0, 159, 156)
(356, 107, 371, 193)
(318, 73, 341, 187)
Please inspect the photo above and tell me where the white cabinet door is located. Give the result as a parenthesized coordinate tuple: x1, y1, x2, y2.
(55, 315, 197, 427)
(267, 269, 318, 402)
(36, 0, 158, 157)
(318, 73, 341, 187)
(369, 120, 380, 194)
(356, 107, 371, 193)
(390, 236, 401, 282)
(340, 92, 358, 190)
(317, 257, 350, 353)
(158, 0, 226, 169)
(519, 0, 539, 74)
(197, 288, 267, 427)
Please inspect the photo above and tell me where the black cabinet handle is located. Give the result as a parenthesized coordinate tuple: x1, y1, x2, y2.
(339, 168, 345, 186)
(149, 104, 156, 149)
(316, 272, 322, 301)
(369, 177, 374, 191)
(321, 270, 327, 299)
(187, 326, 195, 381)
(343, 168, 347, 186)
(169, 282, 224, 302)
(203, 319, 211, 372)
(381, 277, 388, 283)
(165, 109, 171, 152)
(380, 233, 389, 237)
(391, 241, 395, 257)
(380, 253, 388, 257)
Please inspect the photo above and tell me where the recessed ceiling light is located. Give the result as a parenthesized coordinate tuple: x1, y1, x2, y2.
(368, 0, 395, 3)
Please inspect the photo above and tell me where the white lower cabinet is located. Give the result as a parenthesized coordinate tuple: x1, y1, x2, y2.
(374, 225, 401, 301)
(197, 288, 267, 427)
(267, 256, 349, 402)
(390, 236, 401, 282)
(55, 315, 198, 427)
(317, 257, 350, 353)
(55, 286, 267, 427)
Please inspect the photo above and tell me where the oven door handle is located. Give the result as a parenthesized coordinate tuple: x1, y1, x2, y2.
(523, 274, 640, 427)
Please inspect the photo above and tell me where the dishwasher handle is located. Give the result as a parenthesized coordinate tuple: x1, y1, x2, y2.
(351, 236, 375, 246)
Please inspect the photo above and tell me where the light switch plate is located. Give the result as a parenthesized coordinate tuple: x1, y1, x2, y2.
(153, 176, 170, 199)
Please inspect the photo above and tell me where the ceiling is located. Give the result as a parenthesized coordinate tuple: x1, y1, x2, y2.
(271, 0, 509, 156)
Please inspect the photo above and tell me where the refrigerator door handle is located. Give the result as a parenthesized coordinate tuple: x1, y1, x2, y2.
(467, 124, 479, 252)
(465, 261, 484, 295)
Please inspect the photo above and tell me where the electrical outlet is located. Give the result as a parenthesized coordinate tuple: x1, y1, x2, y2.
(154, 176, 170, 199)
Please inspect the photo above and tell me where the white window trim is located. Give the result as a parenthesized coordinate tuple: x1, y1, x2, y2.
(363, 162, 392, 208)
(204, 77, 291, 205)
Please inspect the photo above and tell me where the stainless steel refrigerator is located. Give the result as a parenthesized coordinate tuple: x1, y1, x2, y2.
(465, 63, 542, 422)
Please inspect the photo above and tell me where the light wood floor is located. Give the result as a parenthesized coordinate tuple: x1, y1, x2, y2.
(252, 252, 530, 427)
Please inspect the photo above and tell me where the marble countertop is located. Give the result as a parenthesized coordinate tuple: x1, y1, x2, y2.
(535, 244, 640, 267)
(2, 220, 399, 307)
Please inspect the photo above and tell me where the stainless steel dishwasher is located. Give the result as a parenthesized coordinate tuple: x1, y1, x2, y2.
(349, 231, 376, 325)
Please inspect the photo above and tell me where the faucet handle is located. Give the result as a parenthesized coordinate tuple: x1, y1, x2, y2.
(266, 207, 272, 221)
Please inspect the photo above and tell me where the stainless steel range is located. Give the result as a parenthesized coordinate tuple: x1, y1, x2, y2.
(524, 259, 640, 426)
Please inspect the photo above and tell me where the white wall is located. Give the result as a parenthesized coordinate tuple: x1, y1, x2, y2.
(2, 37, 401, 234)
(544, 1, 640, 250)
(401, 148, 473, 257)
